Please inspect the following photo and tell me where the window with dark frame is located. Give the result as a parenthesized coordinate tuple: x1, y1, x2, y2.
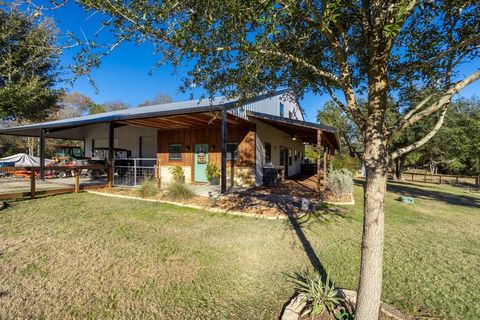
(226, 143, 238, 160)
(280, 102, 284, 117)
(168, 144, 182, 161)
(294, 150, 298, 161)
(265, 142, 272, 163)
(288, 149, 292, 165)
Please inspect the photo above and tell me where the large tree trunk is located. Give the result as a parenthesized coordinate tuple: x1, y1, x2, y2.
(355, 56, 389, 319)
(356, 154, 387, 319)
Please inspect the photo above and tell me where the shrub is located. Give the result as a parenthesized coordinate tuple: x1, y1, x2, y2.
(205, 162, 220, 181)
(169, 165, 185, 181)
(165, 182, 196, 201)
(326, 168, 353, 198)
(330, 152, 360, 174)
(137, 179, 158, 198)
(289, 271, 343, 317)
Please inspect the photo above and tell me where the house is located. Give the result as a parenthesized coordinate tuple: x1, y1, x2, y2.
(0, 90, 339, 193)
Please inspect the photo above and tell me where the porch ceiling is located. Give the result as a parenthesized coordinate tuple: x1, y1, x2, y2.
(246, 111, 340, 150)
(117, 112, 252, 130)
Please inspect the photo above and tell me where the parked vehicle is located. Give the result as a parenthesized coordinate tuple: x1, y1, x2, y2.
(89, 148, 134, 179)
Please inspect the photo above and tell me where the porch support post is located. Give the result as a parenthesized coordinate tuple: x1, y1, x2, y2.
(316, 129, 322, 193)
(108, 121, 115, 188)
(221, 108, 227, 194)
(323, 147, 328, 190)
(39, 128, 46, 180)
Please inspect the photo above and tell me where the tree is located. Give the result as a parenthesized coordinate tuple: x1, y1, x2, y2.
(317, 101, 362, 156)
(73, 1, 480, 318)
(415, 97, 480, 175)
(91, 100, 129, 114)
(55, 92, 93, 119)
(0, 6, 62, 122)
(137, 94, 173, 107)
(55, 92, 129, 118)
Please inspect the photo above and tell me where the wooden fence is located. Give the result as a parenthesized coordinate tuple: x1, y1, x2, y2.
(0, 165, 108, 200)
(402, 171, 480, 186)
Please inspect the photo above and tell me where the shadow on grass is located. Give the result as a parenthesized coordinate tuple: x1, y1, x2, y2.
(354, 178, 480, 209)
(277, 200, 349, 284)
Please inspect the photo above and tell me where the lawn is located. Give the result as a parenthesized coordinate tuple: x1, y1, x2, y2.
(0, 181, 479, 319)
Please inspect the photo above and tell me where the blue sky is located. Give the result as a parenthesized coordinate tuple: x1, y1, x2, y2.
(52, 2, 479, 122)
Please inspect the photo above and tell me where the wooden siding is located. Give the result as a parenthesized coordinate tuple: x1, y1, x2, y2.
(157, 125, 256, 182)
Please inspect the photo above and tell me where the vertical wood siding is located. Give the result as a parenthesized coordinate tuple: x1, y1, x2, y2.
(157, 125, 256, 182)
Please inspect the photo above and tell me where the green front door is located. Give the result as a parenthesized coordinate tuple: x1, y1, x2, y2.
(194, 144, 209, 182)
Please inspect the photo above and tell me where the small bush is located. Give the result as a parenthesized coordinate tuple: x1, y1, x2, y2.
(289, 271, 343, 317)
(327, 169, 353, 199)
(169, 165, 185, 181)
(165, 183, 196, 201)
(137, 179, 158, 198)
(205, 162, 220, 181)
(330, 152, 360, 174)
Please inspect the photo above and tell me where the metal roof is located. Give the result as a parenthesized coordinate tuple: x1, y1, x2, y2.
(0, 90, 290, 134)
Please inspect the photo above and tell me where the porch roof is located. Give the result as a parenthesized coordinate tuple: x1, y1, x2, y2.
(0, 91, 286, 138)
(246, 111, 340, 150)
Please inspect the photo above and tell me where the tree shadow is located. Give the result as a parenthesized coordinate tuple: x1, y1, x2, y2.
(387, 182, 480, 208)
(276, 201, 348, 285)
(354, 178, 480, 209)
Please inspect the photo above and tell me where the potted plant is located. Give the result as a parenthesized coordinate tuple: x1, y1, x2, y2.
(205, 162, 220, 185)
(170, 165, 185, 184)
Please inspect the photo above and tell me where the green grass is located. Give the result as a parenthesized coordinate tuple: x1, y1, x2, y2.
(0, 180, 479, 319)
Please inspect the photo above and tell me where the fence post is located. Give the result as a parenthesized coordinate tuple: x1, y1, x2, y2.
(134, 159, 137, 187)
(439, 175, 442, 184)
(476, 174, 479, 186)
(411, 173, 414, 181)
(74, 169, 80, 193)
(30, 168, 36, 199)
(156, 160, 161, 189)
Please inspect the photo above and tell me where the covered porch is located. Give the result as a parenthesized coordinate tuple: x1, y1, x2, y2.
(0, 103, 339, 197)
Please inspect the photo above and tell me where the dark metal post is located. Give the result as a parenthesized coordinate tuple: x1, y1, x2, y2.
(221, 108, 227, 194)
(323, 147, 328, 190)
(108, 122, 115, 188)
(316, 129, 322, 193)
(39, 128, 46, 180)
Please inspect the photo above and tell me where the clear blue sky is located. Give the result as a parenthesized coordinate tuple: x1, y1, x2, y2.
(52, 2, 479, 122)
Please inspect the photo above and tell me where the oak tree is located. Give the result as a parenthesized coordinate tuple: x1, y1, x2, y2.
(71, 1, 480, 318)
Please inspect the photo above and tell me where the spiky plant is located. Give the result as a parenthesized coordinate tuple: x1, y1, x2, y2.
(165, 182, 196, 201)
(137, 179, 159, 198)
(289, 271, 343, 317)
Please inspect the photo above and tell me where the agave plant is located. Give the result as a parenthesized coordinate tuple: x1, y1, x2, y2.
(289, 271, 343, 317)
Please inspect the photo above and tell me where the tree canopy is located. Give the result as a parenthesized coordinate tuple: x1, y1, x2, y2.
(137, 93, 173, 107)
(57, 0, 480, 317)
(0, 6, 62, 122)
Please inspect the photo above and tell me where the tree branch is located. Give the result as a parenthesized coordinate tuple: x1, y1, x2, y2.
(389, 70, 480, 134)
(323, 83, 364, 127)
(391, 105, 448, 160)
(392, 35, 480, 82)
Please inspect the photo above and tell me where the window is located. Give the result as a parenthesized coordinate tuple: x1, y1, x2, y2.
(265, 142, 272, 163)
(226, 143, 238, 160)
(288, 149, 292, 165)
(280, 102, 284, 117)
(168, 144, 182, 161)
(294, 150, 298, 161)
(289, 110, 293, 119)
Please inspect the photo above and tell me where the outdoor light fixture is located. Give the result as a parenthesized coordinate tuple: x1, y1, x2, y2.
(186, 146, 190, 151)
(211, 145, 216, 151)
(292, 135, 298, 141)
